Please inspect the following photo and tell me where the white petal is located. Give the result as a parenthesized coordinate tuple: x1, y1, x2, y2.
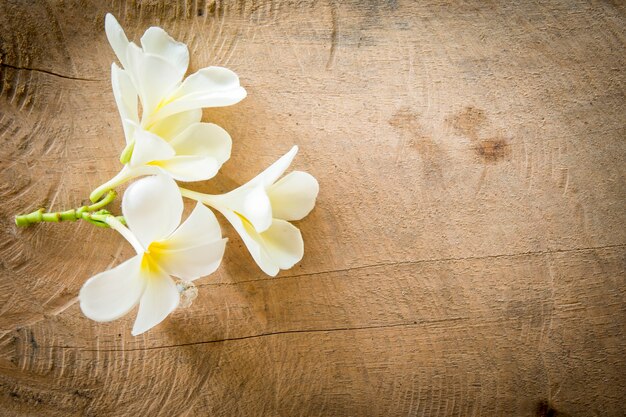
(259, 219, 304, 270)
(221, 211, 303, 276)
(153, 67, 247, 121)
(169, 122, 232, 165)
(140, 26, 189, 79)
(79, 255, 145, 322)
(111, 64, 139, 143)
(175, 67, 242, 98)
(268, 171, 319, 221)
(156, 238, 227, 281)
(105, 14, 130, 68)
(131, 269, 179, 335)
(214, 184, 272, 233)
(203, 147, 299, 233)
(153, 156, 221, 182)
(126, 44, 182, 118)
(149, 109, 202, 141)
(167, 202, 222, 247)
(130, 128, 176, 167)
(123, 175, 183, 247)
(170, 123, 232, 164)
(249, 146, 298, 188)
(221, 210, 278, 276)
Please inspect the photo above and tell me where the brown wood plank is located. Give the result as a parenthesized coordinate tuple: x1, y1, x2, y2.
(0, 0, 624, 415)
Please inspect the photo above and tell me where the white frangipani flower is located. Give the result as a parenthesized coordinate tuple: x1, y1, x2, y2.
(90, 14, 245, 201)
(105, 13, 246, 128)
(80, 175, 227, 335)
(89, 109, 232, 202)
(181, 146, 319, 276)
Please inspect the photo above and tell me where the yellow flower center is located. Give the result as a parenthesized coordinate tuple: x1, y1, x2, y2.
(140, 241, 169, 275)
(147, 160, 168, 167)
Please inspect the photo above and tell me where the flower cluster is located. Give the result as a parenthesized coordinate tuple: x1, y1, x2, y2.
(15, 14, 318, 336)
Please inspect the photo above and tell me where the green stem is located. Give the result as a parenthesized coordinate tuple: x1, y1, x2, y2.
(87, 190, 117, 211)
(83, 212, 127, 228)
(15, 190, 119, 227)
(119, 140, 135, 164)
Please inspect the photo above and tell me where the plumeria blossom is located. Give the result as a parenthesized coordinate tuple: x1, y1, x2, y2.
(90, 14, 246, 202)
(14, 13, 323, 336)
(105, 13, 246, 127)
(89, 114, 233, 201)
(80, 175, 227, 335)
(180, 146, 319, 276)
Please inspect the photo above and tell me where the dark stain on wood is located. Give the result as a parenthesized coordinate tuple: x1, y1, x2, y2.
(448, 105, 487, 139)
(28, 330, 38, 351)
(535, 400, 570, 417)
(448, 106, 511, 163)
(389, 107, 443, 178)
(475, 136, 510, 163)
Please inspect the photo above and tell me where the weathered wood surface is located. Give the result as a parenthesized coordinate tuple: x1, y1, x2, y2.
(1, 1, 625, 416)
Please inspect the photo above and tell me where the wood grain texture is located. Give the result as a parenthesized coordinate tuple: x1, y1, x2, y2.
(0, 0, 624, 416)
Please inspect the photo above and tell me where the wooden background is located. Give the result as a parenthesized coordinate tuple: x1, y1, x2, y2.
(1, 1, 624, 416)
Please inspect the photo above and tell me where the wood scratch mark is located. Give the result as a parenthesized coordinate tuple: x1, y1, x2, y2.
(475, 167, 487, 197)
(326, 0, 339, 70)
(284, 30, 312, 89)
(562, 169, 570, 196)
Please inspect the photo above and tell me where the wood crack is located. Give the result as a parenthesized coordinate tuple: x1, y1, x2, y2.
(203, 242, 626, 287)
(0, 62, 102, 82)
(45, 317, 470, 352)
